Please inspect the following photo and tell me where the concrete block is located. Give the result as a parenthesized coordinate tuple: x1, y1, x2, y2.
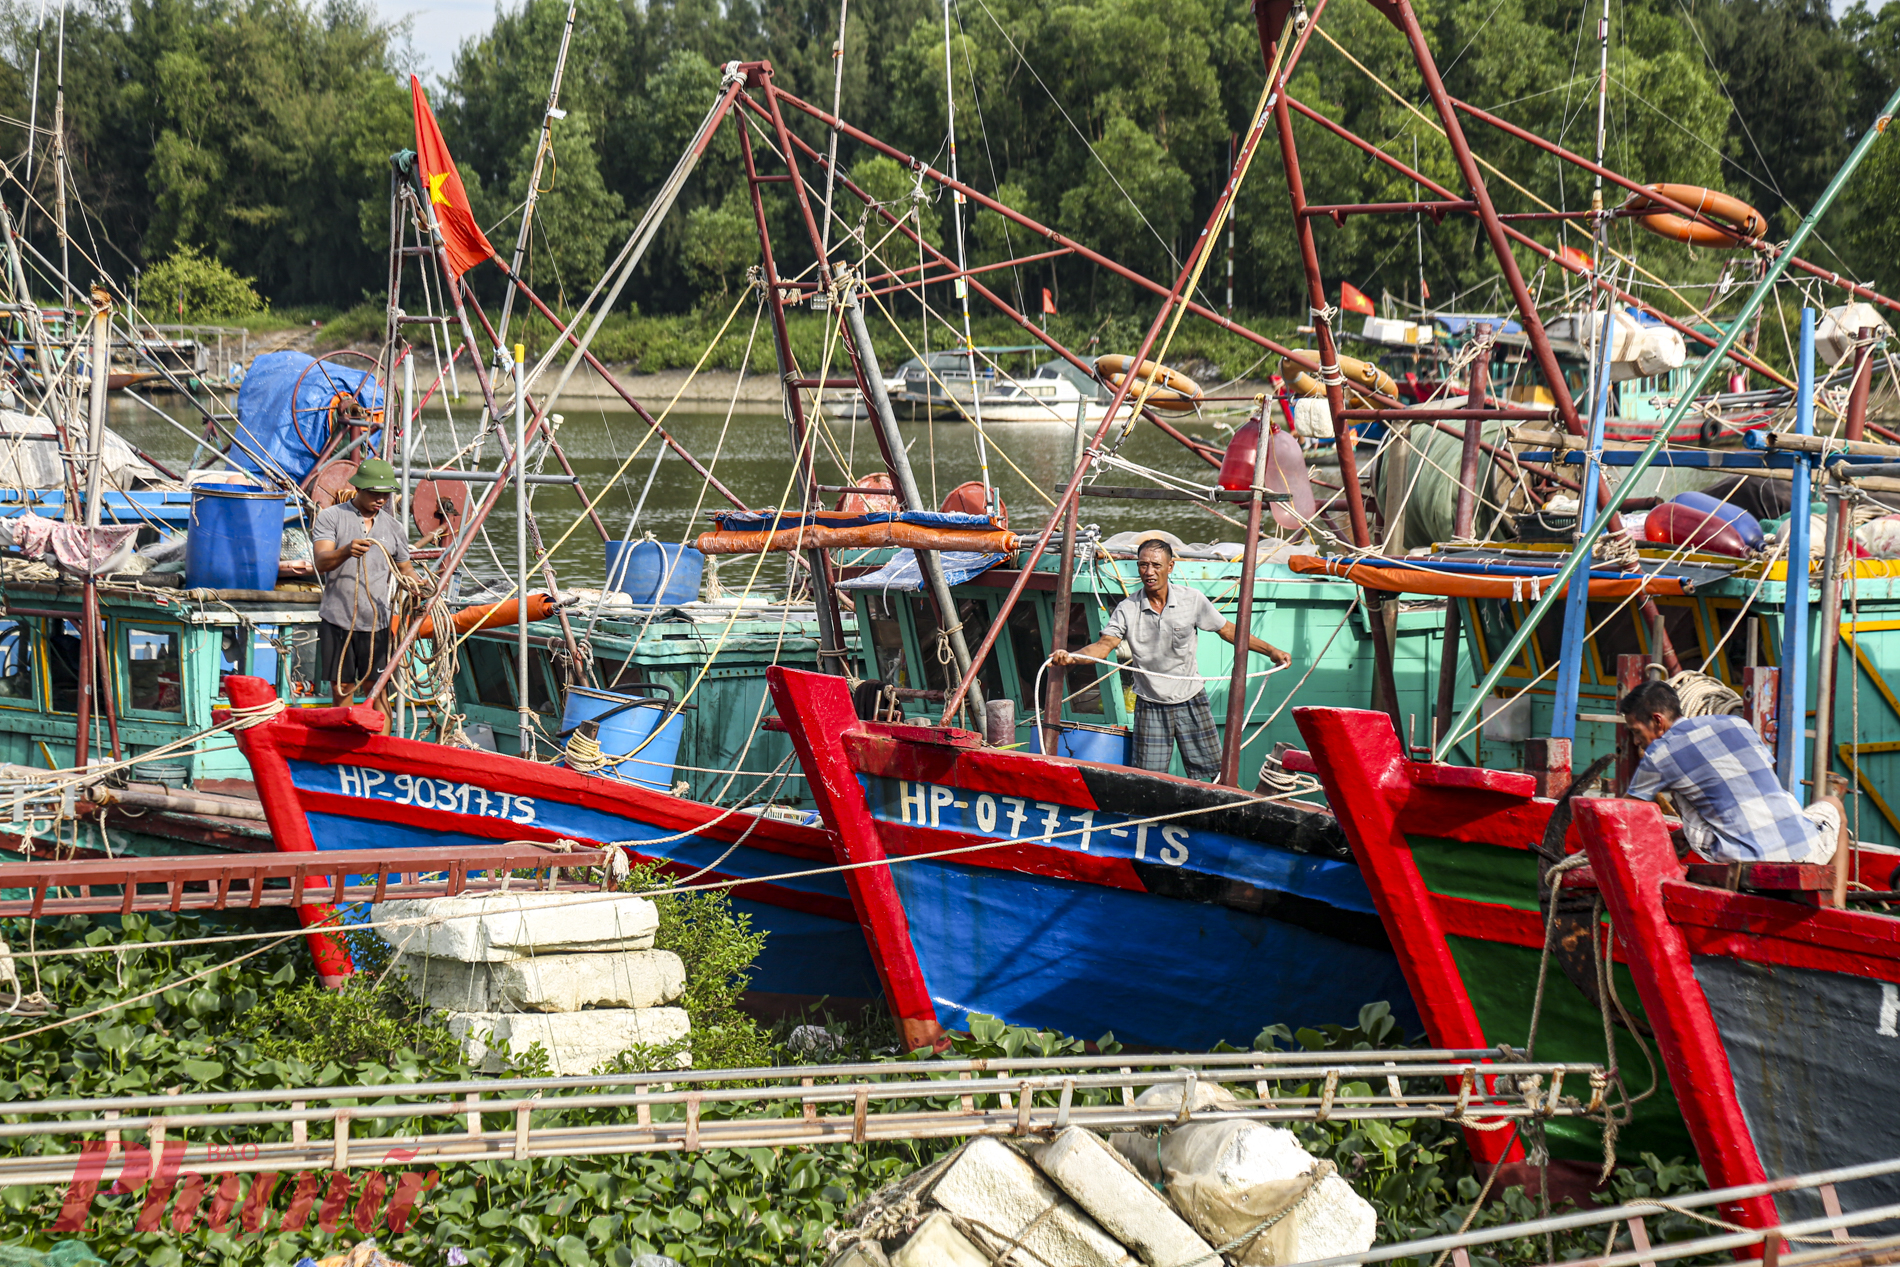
(1028, 1126, 1211, 1267)
(377, 892, 658, 962)
(891, 1212, 987, 1267)
(446, 1006, 689, 1075)
(930, 1137, 1137, 1267)
(397, 949, 684, 1013)
(1159, 1121, 1375, 1267)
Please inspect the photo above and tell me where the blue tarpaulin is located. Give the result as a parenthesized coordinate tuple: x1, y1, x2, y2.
(230, 351, 383, 485)
(836, 550, 1007, 591)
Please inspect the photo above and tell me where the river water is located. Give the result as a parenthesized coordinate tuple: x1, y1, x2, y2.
(108, 397, 1249, 592)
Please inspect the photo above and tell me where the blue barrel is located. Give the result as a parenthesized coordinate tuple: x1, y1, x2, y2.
(186, 485, 287, 591)
(1027, 721, 1132, 764)
(1670, 491, 1764, 549)
(605, 540, 704, 605)
(560, 686, 686, 792)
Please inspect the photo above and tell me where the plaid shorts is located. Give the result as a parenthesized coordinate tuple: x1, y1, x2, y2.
(1132, 691, 1221, 782)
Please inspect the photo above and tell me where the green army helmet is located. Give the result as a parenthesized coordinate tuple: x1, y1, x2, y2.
(351, 458, 401, 493)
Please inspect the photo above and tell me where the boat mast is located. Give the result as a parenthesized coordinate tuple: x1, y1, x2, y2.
(20, 0, 47, 220)
(940, 0, 993, 514)
(494, 0, 579, 349)
(819, 0, 848, 264)
(50, 0, 69, 316)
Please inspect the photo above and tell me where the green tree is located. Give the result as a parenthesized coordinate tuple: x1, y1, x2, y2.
(679, 188, 760, 299)
(138, 243, 265, 319)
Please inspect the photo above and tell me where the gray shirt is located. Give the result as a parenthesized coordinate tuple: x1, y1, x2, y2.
(1102, 584, 1226, 704)
(313, 501, 410, 631)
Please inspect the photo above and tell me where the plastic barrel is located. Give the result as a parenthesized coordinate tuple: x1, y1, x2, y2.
(605, 541, 705, 605)
(186, 485, 286, 591)
(561, 686, 686, 791)
(1027, 721, 1132, 764)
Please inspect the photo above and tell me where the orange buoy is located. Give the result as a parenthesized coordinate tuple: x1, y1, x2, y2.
(1094, 354, 1203, 414)
(940, 480, 1007, 530)
(836, 472, 901, 514)
(1622, 184, 1765, 247)
(1279, 354, 1399, 404)
(417, 593, 556, 640)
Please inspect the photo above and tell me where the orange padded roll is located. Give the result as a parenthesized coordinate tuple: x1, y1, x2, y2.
(417, 593, 556, 639)
(1623, 184, 1765, 248)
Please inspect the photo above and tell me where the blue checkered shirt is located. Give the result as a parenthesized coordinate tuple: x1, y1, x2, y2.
(1626, 714, 1825, 863)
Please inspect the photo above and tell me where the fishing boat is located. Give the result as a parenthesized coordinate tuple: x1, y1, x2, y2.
(1573, 793, 1900, 1230)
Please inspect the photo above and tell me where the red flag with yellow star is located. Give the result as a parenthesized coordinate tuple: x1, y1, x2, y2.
(411, 76, 494, 278)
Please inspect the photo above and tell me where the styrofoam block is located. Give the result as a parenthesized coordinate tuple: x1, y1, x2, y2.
(890, 1212, 988, 1267)
(1160, 1120, 1376, 1267)
(377, 892, 658, 962)
(397, 949, 684, 1013)
(445, 1006, 689, 1075)
(930, 1137, 1137, 1267)
(1028, 1126, 1211, 1267)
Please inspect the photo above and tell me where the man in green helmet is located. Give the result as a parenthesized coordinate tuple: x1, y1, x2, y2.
(312, 458, 426, 715)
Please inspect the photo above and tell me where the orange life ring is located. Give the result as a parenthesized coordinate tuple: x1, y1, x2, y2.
(1279, 354, 1399, 404)
(1094, 354, 1203, 414)
(1622, 184, 1765, 248)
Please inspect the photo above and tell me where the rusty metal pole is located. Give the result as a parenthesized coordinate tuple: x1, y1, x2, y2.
(935, 8, 1325, 723)
(1381, 0, 1582, 437)
(1045, 403, 1086, 754)
(1261, 14, 1400, 731)
(736, 106, 849, 678)
(1846, 328, 1877, 443)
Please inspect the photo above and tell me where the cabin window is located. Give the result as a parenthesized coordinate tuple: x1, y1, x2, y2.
(1471, 600, 1534, 678)
(1587, 603, 1645, 685)
(46, 620, 88, 713)
(124, 626, 185, 715)
(1005, 602, 1044, 708)
(525, 650, 559, 718)
(463, 639, 516, 709)
(913, 596, 1006, 703)
(0, 621, 32, 706)
(860, 596, 910, 689)
(1644, 601, 1702, 669)
(1704, 604, 1768, 684)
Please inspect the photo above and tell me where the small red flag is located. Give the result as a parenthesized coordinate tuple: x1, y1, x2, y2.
(1340, 282, 1375, 315)
(1420, 278, 1431, 301)
(1042, 287, 1057, 316)
(1558, 244, 1594, 271)
(411, 76, 495, 278)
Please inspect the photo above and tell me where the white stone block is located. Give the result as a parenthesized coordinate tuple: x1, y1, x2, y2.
(377, 892, 658, 962)
(890, 1212, 988, 1267)
(397, 949, 685, 1013)
(446, 1006, 689, 1076)
(1029, 1126, 1211, 1267)
(930, 1137, 1137, 1267)
(1160, 1120, 1376, 1267)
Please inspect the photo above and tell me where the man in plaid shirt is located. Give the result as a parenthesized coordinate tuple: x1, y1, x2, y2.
(1621, 680, 1848, 863)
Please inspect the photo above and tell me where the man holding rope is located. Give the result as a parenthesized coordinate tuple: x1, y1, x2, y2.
(1054, 538, 1289, 781)
(313, 458, 426, 719)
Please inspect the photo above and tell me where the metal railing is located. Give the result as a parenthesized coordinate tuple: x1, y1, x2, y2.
(0, 1050, 1600, 1185)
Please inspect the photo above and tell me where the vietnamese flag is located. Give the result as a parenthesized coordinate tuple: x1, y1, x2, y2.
(1042, 287, 1057, 315)
(411, 76, 495, 278)
(1558, 244, 1593, 271)
(1340, 282, 1375, 315)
